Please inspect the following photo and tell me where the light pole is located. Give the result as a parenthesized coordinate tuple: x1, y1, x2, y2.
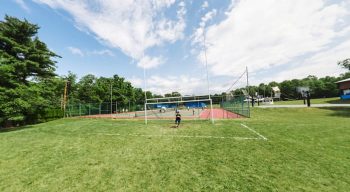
(110, 81, 113, 118)
(203, 27, 214, 124)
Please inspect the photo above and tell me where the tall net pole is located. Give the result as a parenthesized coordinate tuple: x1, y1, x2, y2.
(63, 80, 68, 118)
(143, 65, 148, 125)
(110, 82, 113, 118)
(203, 28, 214, 123)
(246, 66, 250, 117)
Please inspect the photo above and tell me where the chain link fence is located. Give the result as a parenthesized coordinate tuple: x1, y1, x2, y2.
(65, 102, 144, 117)
(221, 95, 250, 117)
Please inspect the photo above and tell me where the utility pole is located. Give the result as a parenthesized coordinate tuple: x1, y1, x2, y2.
(246, 66, 250, 117)
(143, 62, 148, 125)
(110, 81, 113, 118)
(63, 81, 68, 117)
(203, 27, 214, 124)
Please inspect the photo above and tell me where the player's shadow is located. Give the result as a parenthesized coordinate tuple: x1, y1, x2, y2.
(170, 125, 179, 128)
(0, 124, 34, 133)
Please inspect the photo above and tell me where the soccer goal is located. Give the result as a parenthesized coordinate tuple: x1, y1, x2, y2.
(136, 95, 214, 123)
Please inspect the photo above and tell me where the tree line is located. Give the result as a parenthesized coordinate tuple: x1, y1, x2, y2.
(1, 15, 349, 127)
(229, 72, 350, 100)
(0, 16, 151, 127)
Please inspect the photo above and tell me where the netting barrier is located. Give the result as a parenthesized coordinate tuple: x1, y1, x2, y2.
(65, 101, 143, 118)
(221, 95, 250, 117)
(221, 67, 250, 118)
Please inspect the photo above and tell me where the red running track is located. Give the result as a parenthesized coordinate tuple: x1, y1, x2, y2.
(78, 109, 242, 119)
(199, 108, 242, 119)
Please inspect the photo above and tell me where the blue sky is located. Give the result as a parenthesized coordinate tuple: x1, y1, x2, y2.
(1, 0, 349, 95)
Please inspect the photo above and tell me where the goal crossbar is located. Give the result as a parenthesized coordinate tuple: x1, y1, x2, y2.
(146, 98, 212, 105)
(146, 95, 210, 102)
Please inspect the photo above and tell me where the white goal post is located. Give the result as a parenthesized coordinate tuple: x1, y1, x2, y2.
(143, 95, 214, 124)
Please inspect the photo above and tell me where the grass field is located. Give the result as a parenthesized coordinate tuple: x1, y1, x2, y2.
(273, 97, 350, 105)
(1, 107, 350, 191)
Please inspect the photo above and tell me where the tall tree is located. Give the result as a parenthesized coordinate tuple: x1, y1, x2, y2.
(0, 15, 59, 84)
(77, 74, 99, 103)
(0, 15, 59, 125)
(338, 58, 350, 70)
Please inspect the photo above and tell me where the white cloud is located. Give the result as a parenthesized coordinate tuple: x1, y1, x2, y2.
(202, 1, 209, 9)
(128, 74, 218, 95)
(127, 76, 143, 88)
(200, 9, 217, 27)
(67, 46, 115, 57)
(194, 0, 350, 77)
(14, 0, 30, 12)
(34, 0, 186, 68)
(146, 75, 208, 95)
(156, 1, 186, 43)
(67, 46, 84, 56)
(137, 55, 165, 69)
(192, 9, 217, 45)
(267, 39, 350, 83)
(89, 49, 115, 57)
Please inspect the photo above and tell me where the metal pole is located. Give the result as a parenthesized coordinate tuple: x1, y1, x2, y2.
(203, 28, 214, 124)
(110, 82, 113, 118)
(63, 81, 68, 118)
(210, 99, 214, 123)
(79, 103, 81, 117)
(222, 96, 224, 118)
(246, 66, 250, 117)
(99, 103, 101, 115)
(143, 64, 148, 125)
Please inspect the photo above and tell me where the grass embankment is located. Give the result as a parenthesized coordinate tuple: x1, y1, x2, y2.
(0, 107, 349, 191)
(273, 97, 350, 105)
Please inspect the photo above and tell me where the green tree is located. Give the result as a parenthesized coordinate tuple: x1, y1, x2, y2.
(338, 58, 350, 70)
(171, 92, 181, 97)
(77, 74, 100, 103)
(0, 15, 58, 84)
(0, 15, 59, 126)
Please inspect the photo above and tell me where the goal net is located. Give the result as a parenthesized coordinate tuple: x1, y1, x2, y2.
(135, 95, 214, 122)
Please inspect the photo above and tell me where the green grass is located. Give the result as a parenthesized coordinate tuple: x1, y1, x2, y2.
(273, 97, 350, 105)
(1, 108, 350, 191)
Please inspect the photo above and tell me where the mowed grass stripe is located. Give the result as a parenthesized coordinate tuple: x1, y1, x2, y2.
(0, 107, 349, 191)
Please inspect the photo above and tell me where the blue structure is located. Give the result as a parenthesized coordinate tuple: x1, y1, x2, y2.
(336, 78, 350, 100)
(341, 95, 350, 100)
(153, 103, 177, 109)
(153, 102, 207, 109)
(184, 102, 207, 108)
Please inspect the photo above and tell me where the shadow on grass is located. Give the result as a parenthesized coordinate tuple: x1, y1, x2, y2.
(0, 124, 35, 133)
(325, 99, 350, 104)
(318, 107, 350, 118)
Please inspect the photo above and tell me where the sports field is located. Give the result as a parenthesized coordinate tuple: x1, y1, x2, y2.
(273, 97, 350, 105)
(1, 107, 349, 191)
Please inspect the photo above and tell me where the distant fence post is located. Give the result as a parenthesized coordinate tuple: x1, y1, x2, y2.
(99, 103, 101, 115)
(89, 104, 91, 116)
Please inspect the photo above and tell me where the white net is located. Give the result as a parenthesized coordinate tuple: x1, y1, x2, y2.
(138, 95, 213, 121)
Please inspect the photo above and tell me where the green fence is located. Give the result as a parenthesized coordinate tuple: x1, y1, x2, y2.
(221, 95, 250, 117)
(65, 102, 143, 117)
